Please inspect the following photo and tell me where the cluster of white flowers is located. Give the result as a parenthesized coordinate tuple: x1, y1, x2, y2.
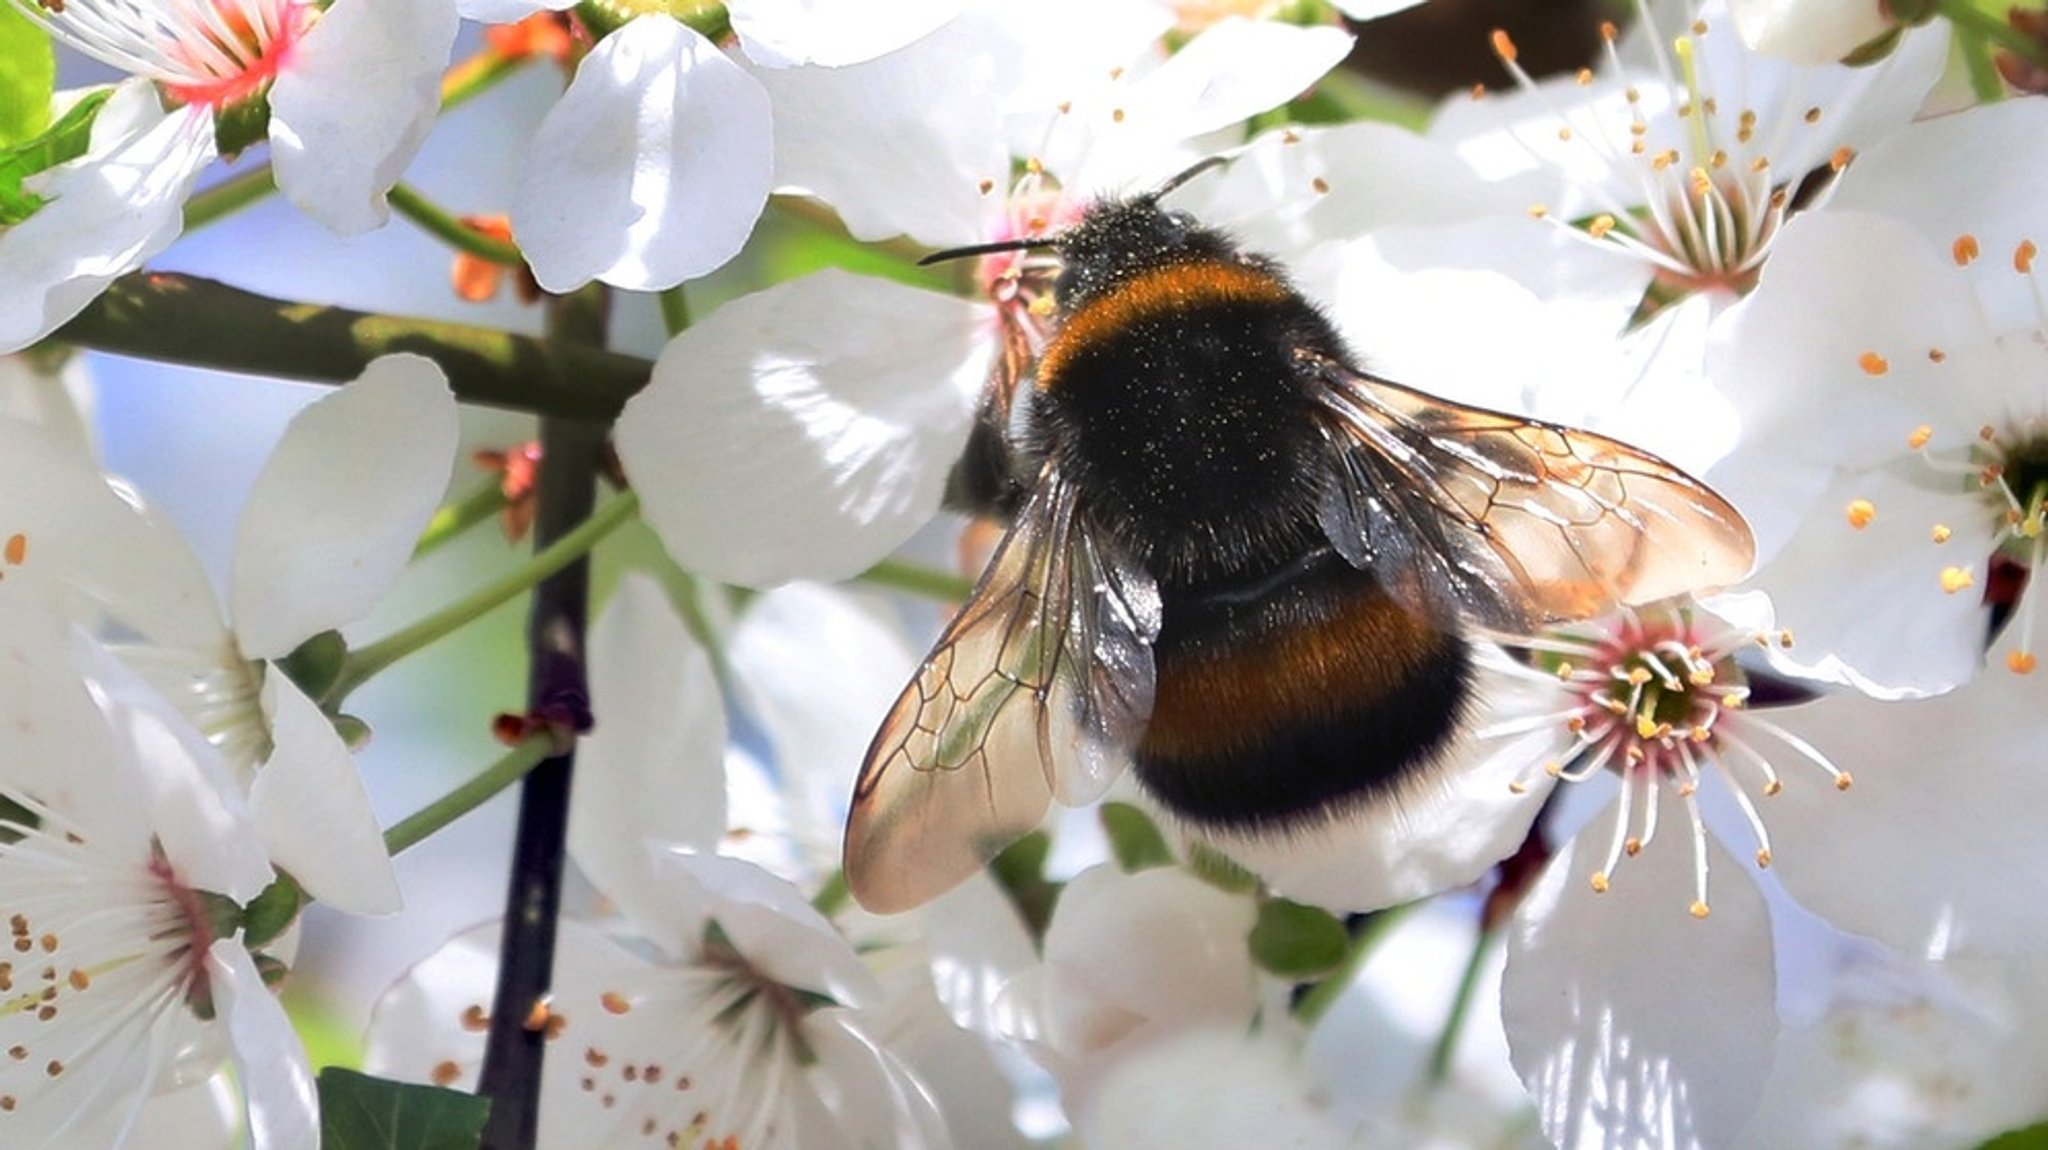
(9, 0, 2048, 1146)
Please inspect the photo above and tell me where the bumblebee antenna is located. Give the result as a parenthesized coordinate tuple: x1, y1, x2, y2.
(1145, 154, 1232, 201)
(916, 235, 1058, 267)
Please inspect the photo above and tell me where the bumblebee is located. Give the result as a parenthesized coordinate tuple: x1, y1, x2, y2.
(844, 160, 1754, 914)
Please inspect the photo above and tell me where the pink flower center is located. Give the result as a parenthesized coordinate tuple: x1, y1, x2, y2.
(159, 0, 312, 111)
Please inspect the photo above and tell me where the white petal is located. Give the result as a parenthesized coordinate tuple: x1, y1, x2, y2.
(1502, 818, 1777, 1150)
(0, 416, 227, 652)
(1832, 96, 2048, 305)
(918, 870, 1041, 1039)
(1039, 865, 1258, 1059)
(457, 0, 574, 20)
(1054, 19, 1352, 191)
(1330, 0, 1424, 16)
(728, 582, 919, 874)
(1084, 1025, 1358, 1150)
(1762, 675, 2048, 957)
(249, 672, 403, 915)
(1728, 0, 1892, 64)
(616, 271, 989, 586)
(1219, 725, 1559, 914)
(751, 20, 1006, 247)
(1748, 468, 1989, 697)
(0, 353, 96, 458)
(570, 574, 727, 918)
(802, 1009, 954, 1150)
(362, 921, 507, 1087)
(512, 17, 772, 292)
(648, 851, 882, 1006)
(0, 82, 212, 354)
(268, 0, 456, 235)
(230, 354, 457, 658)
(731, 0, 960, 67)
(209, 940, 319, 1150)
(82, 639, 274, 903)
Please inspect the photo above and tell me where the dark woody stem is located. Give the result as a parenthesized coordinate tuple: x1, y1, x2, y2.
(474, 286, 611, 1150)
(53, 272, 651, 420)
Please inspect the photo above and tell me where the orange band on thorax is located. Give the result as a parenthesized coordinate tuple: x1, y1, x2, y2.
(1036, 261, 1291, 391)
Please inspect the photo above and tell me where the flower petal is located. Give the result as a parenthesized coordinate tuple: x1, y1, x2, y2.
(1762, 674, 2048, 957)
(648, 851, 882, 1006)
(250, 671, 403, 915)
(209, 939, 319, 1150)
(731, 0, 960, 67)
(512, 17, 772, 292)
(1502, 818, 1777, 1150)
(800, 1008, 954, 1150)
(456, 0, 574, 21)
(230, 353, 457, 659)
(570, 574, 727, 918)
(728, 582, 920, 876)
(1727, 0, 1892, 65)
(0, 82, 212, 354)
(0, 352, 96, 457)
(616, 270, 989, 586)
(268, 0, 456, 235)
(751, 19, 1006, 248)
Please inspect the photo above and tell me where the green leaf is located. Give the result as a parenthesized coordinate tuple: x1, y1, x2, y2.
(1976, 1119, 2048, 1150)
(0, 6, 54, 147)
(1249, 897, 1349, 979)
(0, 87, 113, 226)
(318, 1068, 490, 1150)
(1099, 802, 1174, 872)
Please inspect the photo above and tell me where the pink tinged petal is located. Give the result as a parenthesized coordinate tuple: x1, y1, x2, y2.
(249, 672, 402, 915)
(1503, 819, 1777, 1150)
(731, 0, 960, 67)
(1750, 469, 1990, 697)
(1040, 866, 1258, 1058)
(512, 17, 772, 292)
(1223, 728, 1561, 914)
(208, 940, 319, 1150)
(801, 1009, 954, 1150)
(1728, 0, 1892, 64)
(616, 271, 990, 586)
(268, 0, 457, 235)
(1763, 676, 2048, 957)
(649, 851, 882, 1005)
(570, 575, 727, 918)
(752, 20, 1006, 248)
(0, 82, 213, 354)
(230, 354, 457, 659)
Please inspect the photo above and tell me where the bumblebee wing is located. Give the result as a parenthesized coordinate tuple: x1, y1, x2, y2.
(845, 470, 1160, 914)
(1312, 356, 1755, 630)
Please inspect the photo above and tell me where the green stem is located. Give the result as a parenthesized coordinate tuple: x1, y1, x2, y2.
(1938, 0, 2048, 68)
(383, 734, 554, 856)
(1955, 24, 2009, 101)
(330, 490, 641, 702)
(658, 285, 691, 338)
(413, 481, 513, 560)
(1425, 922, 1497, 1085)
(57, 273, 652, 420)
(389, 182, 526, 266)
(1293, 901, 1414, 1026)
(184, 165, 277, 232)
(856, 557, 975, 602)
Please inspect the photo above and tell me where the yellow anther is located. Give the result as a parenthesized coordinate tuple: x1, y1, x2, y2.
(1845, 498, 1876, 529)
(1755, 848, 1771, 868)
(1835, 772, 1855, 791)
(1491, 29, 1518, 62)
(1857, 351, 1889, 376)
(1940, 566, 1974, 594)
(1590, 872, 1610, 893)
(2019, 239, 2039, 274)
(1908, 425, 1933, 450)
(1588, 214, 1617, 239)
(2009, 650, 2038, 674)
(1954, 234, 1980, 265)
(1932, 523, 1952, 543)
(1690, 900, 1710, 919)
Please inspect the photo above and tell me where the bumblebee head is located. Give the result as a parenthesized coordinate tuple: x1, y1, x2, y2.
(917, 156, 1236, 307)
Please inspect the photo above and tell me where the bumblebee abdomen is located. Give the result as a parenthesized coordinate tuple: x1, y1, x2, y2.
(1133, 551, 1473, 829)
(1032, 259, 1345, 582)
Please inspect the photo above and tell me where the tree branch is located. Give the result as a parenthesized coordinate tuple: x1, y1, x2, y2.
(54, 272, 651, 420)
